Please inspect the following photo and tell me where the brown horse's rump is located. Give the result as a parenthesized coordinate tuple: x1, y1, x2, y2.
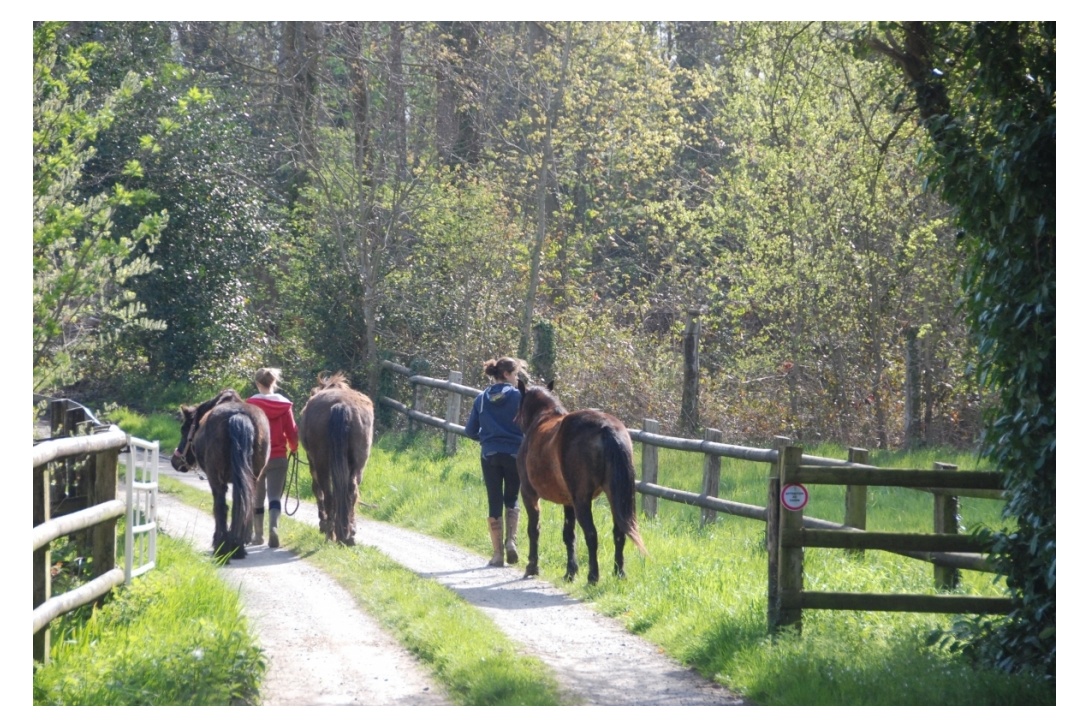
(299, 373, 374, 545)
(171, 389, 270, 559)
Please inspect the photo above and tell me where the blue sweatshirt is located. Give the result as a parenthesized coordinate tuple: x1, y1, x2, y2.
(464, 382, 523, 457)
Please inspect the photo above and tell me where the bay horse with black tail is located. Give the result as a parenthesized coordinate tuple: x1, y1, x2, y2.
(515, 380, 646, 584)
(171, 389, 270, 559)
(299, 372, 374, 545)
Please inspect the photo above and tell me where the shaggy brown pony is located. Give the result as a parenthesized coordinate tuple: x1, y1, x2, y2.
(171, 389, 270, 559)
(515, 381, 647, 584)
(299, 373, 374, 545)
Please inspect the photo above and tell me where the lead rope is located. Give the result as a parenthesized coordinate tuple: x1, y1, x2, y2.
(284, 450, 303, 516)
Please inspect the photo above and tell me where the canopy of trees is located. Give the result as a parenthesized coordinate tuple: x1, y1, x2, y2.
(31, 21, 1055, 677)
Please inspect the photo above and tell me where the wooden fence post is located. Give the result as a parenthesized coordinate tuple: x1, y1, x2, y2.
(34, 464, 51, 663)
(679, 309, 701, 437)
(641, 419, 659, 519)
(904, 326, 922, 450)
(933, 462, 961, 590)
(444, 370, 462, 456)
(90, 448, 119, 595)
(844, 446, 869, 557)
(409, 380, 421, 435)
(775, 444, 805, 634)
(700, 428, 722, 527)
(767, 436, 791, 634)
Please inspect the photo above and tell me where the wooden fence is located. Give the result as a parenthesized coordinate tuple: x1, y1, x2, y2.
(33, 401, 159, 663)
(377, 360, 1012, 634)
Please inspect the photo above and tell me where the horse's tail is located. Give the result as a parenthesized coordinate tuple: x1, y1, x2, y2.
(604, 429, 647, 555)
(228, 413, 257, 555)
(328, 403, 357, 543)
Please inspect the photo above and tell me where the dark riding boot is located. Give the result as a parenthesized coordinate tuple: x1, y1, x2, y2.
(504, 507, 519, 564)
(268, 503, 280, 549)
(488, 517, 505, 566)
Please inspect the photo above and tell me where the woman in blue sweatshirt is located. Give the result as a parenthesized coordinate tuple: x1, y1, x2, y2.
(464, 356, 527, 566)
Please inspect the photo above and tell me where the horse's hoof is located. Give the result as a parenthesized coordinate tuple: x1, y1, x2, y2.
(587, 574, 599, 585)
(564, 571, 576, 583)
(342, 537, 355, 546)
(524, 564, 539, 578)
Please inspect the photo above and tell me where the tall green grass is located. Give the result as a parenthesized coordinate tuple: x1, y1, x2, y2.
(33, 535, 264, 705)
(358, 431, 1053, 705)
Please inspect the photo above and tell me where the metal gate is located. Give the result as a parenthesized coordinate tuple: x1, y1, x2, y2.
(124, 434, 158, 582)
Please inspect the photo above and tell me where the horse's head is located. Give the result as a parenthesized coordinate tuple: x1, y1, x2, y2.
(515, 379, 564, 432)
(170, 389, 242, 472)
(171, 404, 200, 472)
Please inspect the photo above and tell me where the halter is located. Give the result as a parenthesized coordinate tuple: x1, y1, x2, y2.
(173, 418, 203, 475)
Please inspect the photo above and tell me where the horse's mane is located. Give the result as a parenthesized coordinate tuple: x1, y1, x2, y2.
(312, 371, 351, 394)
(517, 381, 568, 427)
(182, 388, 242, 422)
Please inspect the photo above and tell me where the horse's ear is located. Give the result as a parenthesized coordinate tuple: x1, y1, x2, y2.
(546, 380, 555, 391)
(518, 380, 526, 395)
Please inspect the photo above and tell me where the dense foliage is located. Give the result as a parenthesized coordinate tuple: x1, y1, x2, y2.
(864, 21, 1055, 678)
(33, 23, 166, 393)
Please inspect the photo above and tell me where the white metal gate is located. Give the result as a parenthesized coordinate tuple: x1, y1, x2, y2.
(124, 435, 158, 582)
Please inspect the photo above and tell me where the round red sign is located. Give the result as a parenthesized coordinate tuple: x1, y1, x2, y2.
(781, 483, 809, 511)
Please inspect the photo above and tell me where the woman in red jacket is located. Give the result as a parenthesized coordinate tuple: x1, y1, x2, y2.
(246, 367, 299, 548)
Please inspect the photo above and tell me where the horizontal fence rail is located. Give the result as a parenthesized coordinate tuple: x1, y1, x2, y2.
(784, 591, 1012, 615)
(32, 428, 128, 469)
(786, 464, 1004, 491)
(32, 568, 127, 635)
(32, 500, 127, 552)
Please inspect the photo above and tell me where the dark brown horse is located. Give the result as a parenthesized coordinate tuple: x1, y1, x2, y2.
(171, 389, 270, 559)
(515, 381, 646, 584)
(299, 373, 374, 545)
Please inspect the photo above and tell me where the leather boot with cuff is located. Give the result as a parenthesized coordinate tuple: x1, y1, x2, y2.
(487, 517, 505, 566)
(268, 502, 281, 549)
(504, 507, 520, 564)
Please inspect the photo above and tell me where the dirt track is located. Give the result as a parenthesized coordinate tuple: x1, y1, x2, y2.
(156, 457, 746, 706)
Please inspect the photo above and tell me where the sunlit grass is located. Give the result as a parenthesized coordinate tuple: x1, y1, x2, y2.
(33, 535, 264, 705)
(358, 430, 1053, 706)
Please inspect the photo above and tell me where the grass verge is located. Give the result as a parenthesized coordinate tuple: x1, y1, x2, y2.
(33, 534, 264, 705)
(160, 474, 568, 705)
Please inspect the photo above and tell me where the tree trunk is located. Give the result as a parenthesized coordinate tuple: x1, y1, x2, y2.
(903, 325, 922, 450)
(519, 23, 573, 359)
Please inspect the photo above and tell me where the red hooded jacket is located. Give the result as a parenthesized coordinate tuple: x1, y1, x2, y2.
(247, 393, 299, 459)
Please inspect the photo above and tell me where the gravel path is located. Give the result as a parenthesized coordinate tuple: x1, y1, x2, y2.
(157, 458, 746, 706)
